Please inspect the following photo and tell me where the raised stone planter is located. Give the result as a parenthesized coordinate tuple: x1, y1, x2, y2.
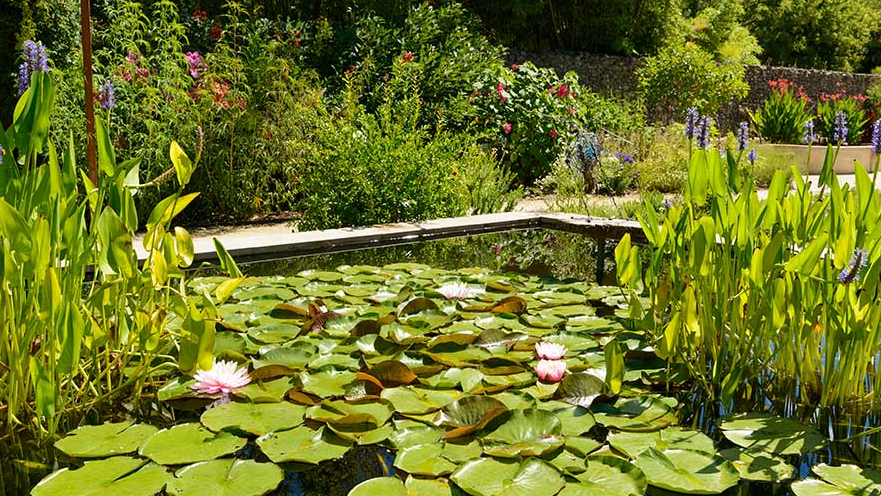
(755, 144, 879, 175)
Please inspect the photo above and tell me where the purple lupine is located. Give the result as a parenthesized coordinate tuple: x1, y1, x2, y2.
(736, 121, 749, 151)
(684, 107, 699, 139)
(17, 40, 50, 96)
(833, 111, 848, 145)
(871, 120, 881, 155)
(747, 149, 758, 165)
(803, 120, 817, 144)
(838, 247, 868, 284)
(98, 81, 115, 109)
(696, 116, 712, 149)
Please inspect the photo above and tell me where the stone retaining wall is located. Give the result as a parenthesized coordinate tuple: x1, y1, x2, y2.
(507, 49, 881, 129)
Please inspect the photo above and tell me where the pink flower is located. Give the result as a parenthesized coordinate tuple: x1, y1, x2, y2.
(511, 63, 519, 71)
(402, 51, 414, 63)
(549, 129, 558, 138)
(191, 359, 251, 395)
(556, 84, 569, 98)
(535, 342, 567, 360)
(535, 359, 567, 383)
(437, 282, 482, 300)
(503, 122, 512, 134)
(185, 51, 206, 79)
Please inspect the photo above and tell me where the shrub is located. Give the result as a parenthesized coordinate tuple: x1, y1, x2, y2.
(630, 125, 690, 193)
(637, 41, 748, 120)
(750, 79, 812, 144)
(593, 153, 635, 196)
(816, 91, 870, 144)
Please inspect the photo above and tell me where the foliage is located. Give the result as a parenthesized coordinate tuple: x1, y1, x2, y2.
(593, 154, 636, 196)
(816, 92, 870, 144)
(743, 0, 874, 71)
(637, 42, 749, 120)
(617, 140, 881, 407)
(297, 67, 520, 230)
(682, 0, 762, 65)
(749, 79, 812, 144)
(628, 125, 690, 193)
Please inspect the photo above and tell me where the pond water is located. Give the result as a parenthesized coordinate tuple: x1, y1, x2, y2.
(7, 230, 881, 496)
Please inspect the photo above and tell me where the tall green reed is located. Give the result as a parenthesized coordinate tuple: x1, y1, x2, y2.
(0, 69, 240, 440)
(617, 139, 881, 407)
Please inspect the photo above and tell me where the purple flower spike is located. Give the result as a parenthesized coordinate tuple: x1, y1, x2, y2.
(696, 116, 712, 149)
(834, 111, 848, 145)
(685, 107, 699, 139)
(838, 247, 869, 284)
(803, 120, 817, 145)
(871, 120, 881, 155)
(736, 121, 749, 151)
(747, 149, 758, 165)
(98, 81, 115, 110)
(16, 40, 50, 96)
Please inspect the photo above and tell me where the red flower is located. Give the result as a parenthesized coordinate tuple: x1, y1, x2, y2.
(401, 51, 414, 63)
(555, 84, 569, 98)
(549, 129, 558, 138)
(504, 122, 512, 134)
(496, 82, 506, 103)
(210, 25, 223, 41)
(511, 63, 519, 71)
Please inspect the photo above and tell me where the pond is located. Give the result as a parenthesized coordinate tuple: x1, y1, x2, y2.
(7, 230, 881, 496)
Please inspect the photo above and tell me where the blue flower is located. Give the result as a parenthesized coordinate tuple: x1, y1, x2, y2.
(871, 120, 881, 155)
(662, 199, 672, 209)
(99, 81, 116, 110)
(684, 107, 699, 139)
(838, 248, 868, 284)
(16, 40, 50, 96)
(696, 116, 712, 149)
(802, 120, 817, 144)
(747, 149, 758, 165)
(833, 111, 848, 144)
(736, 121, 749, 151)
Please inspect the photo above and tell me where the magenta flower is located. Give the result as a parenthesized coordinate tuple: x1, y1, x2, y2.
(185, 51, 206, 79)
(504, 122, 512, 134)
(535, 342, 567, 360)
(549, 129, 558, 138)
(535, 360, 567, 383)
(191, 359, 251, 396)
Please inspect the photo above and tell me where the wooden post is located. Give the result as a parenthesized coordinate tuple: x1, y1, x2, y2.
(81, 0, 97, 185)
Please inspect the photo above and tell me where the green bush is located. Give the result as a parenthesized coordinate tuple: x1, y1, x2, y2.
(749, 79, 812, 144)
(631, 125, 690, 193)
(297, 66, 520, 230)
(816, 92, 870, 144)
(593, 153, 635, 196)
(637, 41, 749, 120)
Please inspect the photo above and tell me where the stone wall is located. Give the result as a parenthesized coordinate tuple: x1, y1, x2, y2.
(507, 49, 881, 129)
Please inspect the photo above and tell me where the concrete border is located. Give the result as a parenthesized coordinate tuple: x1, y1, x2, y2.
(136, 212, 644, 264)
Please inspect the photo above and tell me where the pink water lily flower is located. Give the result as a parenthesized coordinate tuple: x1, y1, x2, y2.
(191, 359, 251, 395)
(535, 359, 567, 383)
(437, 282, 480, 300)
(535, 342, 567, 360)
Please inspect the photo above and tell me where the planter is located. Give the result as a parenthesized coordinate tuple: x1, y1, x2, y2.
(755, 144, 879, 175)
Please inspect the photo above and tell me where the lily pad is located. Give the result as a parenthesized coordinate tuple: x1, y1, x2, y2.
(719, 413, 826, 455)
(381, 386, 460, 415)
(633, 448, 739, 494)
(394, 443, 458, 476)
(608, 427, 715, 459)
(348, 477, 406, 496)
(256, 425, 352, 464)
(556, 373, 606, 408)
(719, 447, 795, 482)
(200, 401, 306, 436)
(404, 476, 454, 496)
(592, 396, 677, 432)
(450, 458, 565, 496)
(435, 395, 509, 439)
(560, 455, 648, 496)
(54, 421, 158, 458)
(791, 464, 881, 496)
(233, 377, 295, 403)
(167, 459, 283, 496)
(139, 423, 246, 465)
(300, 370, 357, 398)
(31, 456, 167, 496)
(481, 409, 564, 458)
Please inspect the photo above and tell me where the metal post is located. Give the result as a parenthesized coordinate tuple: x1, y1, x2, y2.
(81, 0, 97, 185)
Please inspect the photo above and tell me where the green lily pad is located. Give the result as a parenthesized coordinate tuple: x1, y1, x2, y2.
(139, 423, 246, 465)
(388, 425, 445, 450)
(608, 427, 715, 459)
(634, 448, 739, 494)
(537, 400, 596, 436)
(442, 440, 483, 462)
(592, 396, 677, 432)
(791, 464, 881, 496)
(348, 476, 406, 496)
(719, 447, 795, 482)
(300, 370, 357, 397)
(200, 401, 306, 436)
(307, 398, 395, 425)
(435, 395, 509, 439)
(450, 458, 565, 496)
(719, 413, 827, 455)
(556, 373, 605, 408)
(381, 386, 460, 414)
(481, 409, 564, 458)
(394, 443, 458, 476)
(54, 421, 158, 458)
(167, 459, 283, 496)
(31, 456, 167, 496)
(233, 377, 295, 403)
(560, 455, 648, 496)
(405, 476, 454, 496)
(256, 425, 352, 464)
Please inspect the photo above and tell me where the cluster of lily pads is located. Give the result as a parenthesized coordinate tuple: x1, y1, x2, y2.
(30, 264, 872, 495)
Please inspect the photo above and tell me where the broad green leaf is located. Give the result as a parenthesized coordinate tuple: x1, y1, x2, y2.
(170, 141, 195, 187)
(608, 427, 714, 459)
(560, 455, 647, 496)
(54, 421, 158, 458)
(167, 459, 283, 496)
(450, 458, 565, 496)
(719, 447, 795, 482)
(481, 409, 563, 458)
(200, 401, 306, 435)
(719, 413, 826, 455)
(394, 443, 457, 476)
(634, 448, 739, 495)
(348, 477, 406, 496)
(139, 423, 246, 465)
(31, 457, 167, 496)
(256, 425, 352, 464)
(791, 464, 881, 496)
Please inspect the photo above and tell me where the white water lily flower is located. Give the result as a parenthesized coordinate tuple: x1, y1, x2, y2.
(535, 359, 567, 383)
(535, 342, 568, 360)
(437, 282, 481, 300)
(191, 359, 251, 395)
